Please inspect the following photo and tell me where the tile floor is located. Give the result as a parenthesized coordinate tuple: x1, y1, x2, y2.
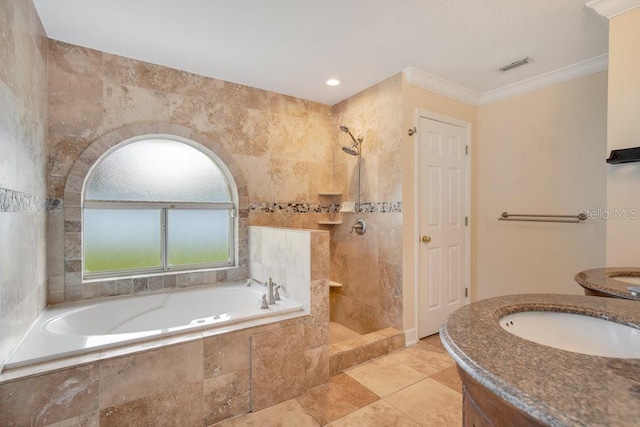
(213, 334, 462, 426)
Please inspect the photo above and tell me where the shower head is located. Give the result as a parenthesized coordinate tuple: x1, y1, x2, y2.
(339, 125, 363, 156)
(342, 144, 359, 156)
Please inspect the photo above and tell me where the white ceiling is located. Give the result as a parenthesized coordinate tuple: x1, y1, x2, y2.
(33, 0, 609, 106)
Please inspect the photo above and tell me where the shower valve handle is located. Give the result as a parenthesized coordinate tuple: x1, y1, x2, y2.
(351, 218, 366, 235)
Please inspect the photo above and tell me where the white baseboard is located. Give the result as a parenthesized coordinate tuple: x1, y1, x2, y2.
(404, 328, 418, 346)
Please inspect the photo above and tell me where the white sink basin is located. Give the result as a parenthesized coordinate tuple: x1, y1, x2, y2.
(612, 275, 640, 285)
(500, 311, 640, 358)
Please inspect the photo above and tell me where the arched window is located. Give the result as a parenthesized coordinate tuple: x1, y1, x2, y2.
(82, 136, 236, 278)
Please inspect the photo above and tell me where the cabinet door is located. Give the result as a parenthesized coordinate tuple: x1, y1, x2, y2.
(464, 389, 494, 427)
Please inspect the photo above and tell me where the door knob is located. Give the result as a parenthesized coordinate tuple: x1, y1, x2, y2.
(421, 235, 431, 243)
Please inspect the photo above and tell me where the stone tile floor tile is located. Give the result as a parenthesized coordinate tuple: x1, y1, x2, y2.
(344, 355, 426, 397)
(384, 378, 462, 427)
(388, 343, 454, 376)
(295, 373, 380, 425)
(430, 365, 463, 394)
(324, 400, 420, 427)
(420, 334, 446, 352)
(213, 399, 319, 427)
(215, 333, 462, 426)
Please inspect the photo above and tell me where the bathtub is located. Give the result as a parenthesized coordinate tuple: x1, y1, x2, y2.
(5, 282, 303, 370)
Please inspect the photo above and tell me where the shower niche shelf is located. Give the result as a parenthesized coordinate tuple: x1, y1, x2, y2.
(318, 192, 343, 225)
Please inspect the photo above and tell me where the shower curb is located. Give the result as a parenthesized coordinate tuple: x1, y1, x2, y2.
(329, 327, 405, 375)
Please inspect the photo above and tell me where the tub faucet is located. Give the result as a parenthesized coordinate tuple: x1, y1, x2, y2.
(245, 278, 263, 287)
(259, 294, 269, 309)
(267, 278, 277, 305)
(274, 284, 285, 301)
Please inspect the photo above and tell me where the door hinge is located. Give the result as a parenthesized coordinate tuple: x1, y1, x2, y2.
(465, 216, 468, 226)
(465, 145, 469, 155)
(465, 288, 468, 298)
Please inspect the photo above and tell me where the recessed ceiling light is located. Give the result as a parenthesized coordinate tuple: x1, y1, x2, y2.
(326, 78, 341, 86)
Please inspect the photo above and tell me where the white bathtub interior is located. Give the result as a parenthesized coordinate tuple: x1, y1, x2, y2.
(5, 282, 303, 370)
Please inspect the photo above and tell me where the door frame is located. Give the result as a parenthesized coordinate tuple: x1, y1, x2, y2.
(412, 109, 471, 341)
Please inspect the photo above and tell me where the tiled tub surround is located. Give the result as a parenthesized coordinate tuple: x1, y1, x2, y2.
(5, 282, 303, 369)
(0, 226, 330, 426)
(440, 294, 640, 426)
(574, 267, 640, 300)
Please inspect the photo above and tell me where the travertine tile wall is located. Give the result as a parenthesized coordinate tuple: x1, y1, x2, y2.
(0, 0, 48, 370)
(0, 226, 329, 425)
(46, 40, 333, 302)
(329, 74, 404, 333)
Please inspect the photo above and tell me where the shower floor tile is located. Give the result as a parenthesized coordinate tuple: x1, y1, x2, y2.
(328, 322, 361, 344)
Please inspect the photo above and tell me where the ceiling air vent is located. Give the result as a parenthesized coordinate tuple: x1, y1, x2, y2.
(498, 57, 530, 72)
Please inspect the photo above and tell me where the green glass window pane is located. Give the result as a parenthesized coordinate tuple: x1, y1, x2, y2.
(84, 209, 162, 273)
(167, 210, 230, 267)
(85, 139, 231, 202)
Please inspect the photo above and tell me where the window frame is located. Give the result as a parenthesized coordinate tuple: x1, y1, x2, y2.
(81, 135, 238, 281)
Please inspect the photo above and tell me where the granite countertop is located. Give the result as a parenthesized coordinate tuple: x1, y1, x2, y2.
(440, 294, 640, 426)
(575, 267, 640, 301)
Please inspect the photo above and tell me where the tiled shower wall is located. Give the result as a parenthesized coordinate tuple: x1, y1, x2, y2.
(0, 0, 48, 370)
(46, 40, 333, 302)
(329, 75, 404, 333)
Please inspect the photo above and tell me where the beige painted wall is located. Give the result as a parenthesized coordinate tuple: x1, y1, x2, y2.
(477, 72, 607, 299)
(0, 0, 48, 370)
(606, 7, 640, 266)
(400, 76, 478, 336)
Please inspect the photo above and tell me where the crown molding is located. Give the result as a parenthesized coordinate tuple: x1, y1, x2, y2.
(403, 68, 481, 106)
(405, 54, 608, 107)
(478, 54, 609, 105)
(586, 0, 640, 18)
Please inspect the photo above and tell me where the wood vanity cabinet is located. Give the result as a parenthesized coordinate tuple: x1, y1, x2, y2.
(582, 287, 616, 298)
(457, 366, 545, 427)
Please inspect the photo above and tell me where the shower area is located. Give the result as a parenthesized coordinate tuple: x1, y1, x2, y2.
(325, 77, 405, 372)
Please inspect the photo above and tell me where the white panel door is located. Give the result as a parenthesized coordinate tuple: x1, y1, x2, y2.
(417, 117, 468, 338)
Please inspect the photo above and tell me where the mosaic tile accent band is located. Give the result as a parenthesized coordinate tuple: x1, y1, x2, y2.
(249, 201, 402, 213)
(44, 199, 402, 215)
(0, 188, 48, 213)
